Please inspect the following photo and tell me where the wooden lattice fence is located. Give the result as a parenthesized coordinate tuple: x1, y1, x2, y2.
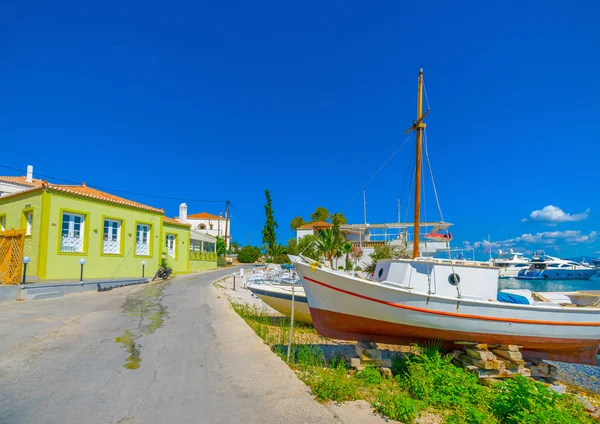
(0, 230, 25, 285)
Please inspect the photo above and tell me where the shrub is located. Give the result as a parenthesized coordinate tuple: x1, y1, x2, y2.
(374, 389, 420, 424)
(237, 246, 262, 263)
(217, 256, 229, 267)
(396, 350, 493, 418)
(272, 254, 290, 264)
(306, 367, 357, 402)
(491, 376, 592, 424)
(355, 365, 383, 386)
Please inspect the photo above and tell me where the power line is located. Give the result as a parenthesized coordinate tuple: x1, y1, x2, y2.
(0, 164, 226, 204)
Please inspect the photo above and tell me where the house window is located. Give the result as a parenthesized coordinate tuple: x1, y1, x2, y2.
(61, 213, 85, 252)
(198, 224, 206, 230)
(136, 224, 151, 256)
(165, 234, 176, 258)
(203, 241, 215, 252)
(103, 219, 122, 254)
(0, 215, 5, 232)
(23, 210, 33, 236)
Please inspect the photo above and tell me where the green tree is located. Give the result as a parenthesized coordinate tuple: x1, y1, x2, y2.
(290, 216, 306, 231)
(341, 241, 353, 270)
(216, 237, 226, 256)
(297, 235, 319, 261)
(237, 246, 262, 263)
(310, 206, 330, 222)
(269, 243, 289, 264)
(261, 190, 278, 254)
(287, 237, 298, 255)
(315, 229, 345, 268)
(331, 212, 347, 226)
(230, 241, 240, 253)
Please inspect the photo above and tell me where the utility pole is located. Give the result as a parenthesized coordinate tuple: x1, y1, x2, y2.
(397, 199, 401, 223)
(224, 200, 230, 258)
(363, 191, 367, 225)
(248, 232, 251, 246)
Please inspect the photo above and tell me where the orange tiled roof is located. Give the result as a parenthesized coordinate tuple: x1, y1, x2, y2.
(163, 216, 191, 227)
(187, 212, 226, 220)
(0, 176, 44, 187)
(48, 183, 164, 214)
(297, 221, 332, 229)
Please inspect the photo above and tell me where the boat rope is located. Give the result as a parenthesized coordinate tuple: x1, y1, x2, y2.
(424, 129, 461, 298)
(341, 133, 414, 213)
(402, 142, 416, 225)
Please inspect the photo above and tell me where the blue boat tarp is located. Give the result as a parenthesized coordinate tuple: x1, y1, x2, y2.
(497, 292, 530, 305)
(281, 264, 294, 269)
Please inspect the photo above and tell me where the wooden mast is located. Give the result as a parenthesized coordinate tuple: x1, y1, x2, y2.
(412, 69, 425, 258)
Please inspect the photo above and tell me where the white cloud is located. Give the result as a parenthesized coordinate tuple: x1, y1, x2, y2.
(466, 230, 598, 251)
(523, 205, 590, 224)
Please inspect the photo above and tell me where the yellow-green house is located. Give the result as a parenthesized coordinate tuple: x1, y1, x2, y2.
(0, 177, 217, 282)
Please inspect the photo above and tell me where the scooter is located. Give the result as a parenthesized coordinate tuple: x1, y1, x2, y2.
(152, 266, 173, 281)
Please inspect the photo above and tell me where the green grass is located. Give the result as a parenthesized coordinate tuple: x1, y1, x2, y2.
(230, 301, 595, 423)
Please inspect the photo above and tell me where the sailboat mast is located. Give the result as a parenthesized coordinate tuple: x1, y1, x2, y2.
(412, 69, 424, 259)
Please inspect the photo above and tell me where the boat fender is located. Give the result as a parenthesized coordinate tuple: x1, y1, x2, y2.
(448, 273, 460, 285)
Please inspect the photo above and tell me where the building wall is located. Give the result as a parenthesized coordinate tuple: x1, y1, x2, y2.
(43, 192, 163, 280)
(162, 222, 190, 274)
(0, 190, 43, 276)
(296, 228, 313, 240)
(189, 259, 217, 272)
(186, 218, 230, 248)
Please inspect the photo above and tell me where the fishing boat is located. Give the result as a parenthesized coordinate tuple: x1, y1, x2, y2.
(294, 69, 600, 365)
(247, 283, 312, 324)
(494, 249, 530, 278)
(517, 256, 598, 280)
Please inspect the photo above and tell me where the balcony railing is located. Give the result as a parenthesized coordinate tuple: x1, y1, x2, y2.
(189, 250, 217, 261)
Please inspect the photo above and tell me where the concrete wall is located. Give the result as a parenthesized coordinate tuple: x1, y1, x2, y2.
(162, 222, 190, 274)
(43, 192, 163, 280)
(0, 190, 43, 276)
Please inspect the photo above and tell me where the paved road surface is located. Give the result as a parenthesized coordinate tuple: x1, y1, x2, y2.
(0, 269, 350, 424)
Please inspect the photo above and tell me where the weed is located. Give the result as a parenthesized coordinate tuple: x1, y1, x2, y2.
(304, 367, 357, 402)
(373, 389, 420, 423)
(294, 345, 326, 368)
(328, 352, 347, 370)
(355, 365, 383, 386)
(491, 376, 593, 424)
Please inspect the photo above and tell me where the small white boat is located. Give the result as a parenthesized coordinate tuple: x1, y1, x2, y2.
(494, 249, 530, 278)
(247, 283, 312, 324)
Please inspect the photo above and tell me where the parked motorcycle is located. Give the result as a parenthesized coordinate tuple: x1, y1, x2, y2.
(152, 266, 173, 281)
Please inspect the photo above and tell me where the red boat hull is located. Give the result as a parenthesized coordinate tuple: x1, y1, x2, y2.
(311, 308, 600, 365)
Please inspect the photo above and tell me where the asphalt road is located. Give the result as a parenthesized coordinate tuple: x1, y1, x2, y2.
(0, 269, 345, 424)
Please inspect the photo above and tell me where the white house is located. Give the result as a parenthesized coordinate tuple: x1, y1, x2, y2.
(0, 165, 42, 197)
(177, 203, 231, 248)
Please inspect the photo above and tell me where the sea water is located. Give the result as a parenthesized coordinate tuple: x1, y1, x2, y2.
(498, 274, 600, 393)
(498, 274, 600, 292)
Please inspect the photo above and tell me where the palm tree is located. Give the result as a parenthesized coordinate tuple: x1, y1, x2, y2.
(268, 243, 288, 262)
(315, 229, 345, 268)
(341, 241, 353, 270)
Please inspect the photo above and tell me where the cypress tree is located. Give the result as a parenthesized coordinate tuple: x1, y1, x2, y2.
(261, 190, 278, 253)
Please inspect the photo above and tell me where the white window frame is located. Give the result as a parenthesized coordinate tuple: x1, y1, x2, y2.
(61, 212, 85, 253)
(165, 234, 176, 258)
(103, 219, 122, 254)
(136, 223, 151, 256)
(0, 215, 5, 232)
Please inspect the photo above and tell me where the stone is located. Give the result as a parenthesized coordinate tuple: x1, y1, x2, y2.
(575, 395, 596, 413)
(349, 357, 362, 368)
(380, 367, 393, 378)
(548, 383, 567, 394)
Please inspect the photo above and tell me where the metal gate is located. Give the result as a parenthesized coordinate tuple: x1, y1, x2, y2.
(0, 230, 25, 285)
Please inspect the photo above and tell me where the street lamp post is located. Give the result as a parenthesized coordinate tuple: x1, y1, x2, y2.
(232, 272, 236, 291)
(22, 256, 31, 285)
(79, 259, 86, 282)
(141, 261, 146, 278)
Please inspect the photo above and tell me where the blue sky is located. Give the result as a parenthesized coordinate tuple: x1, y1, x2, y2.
(1, 1, 599, 258)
